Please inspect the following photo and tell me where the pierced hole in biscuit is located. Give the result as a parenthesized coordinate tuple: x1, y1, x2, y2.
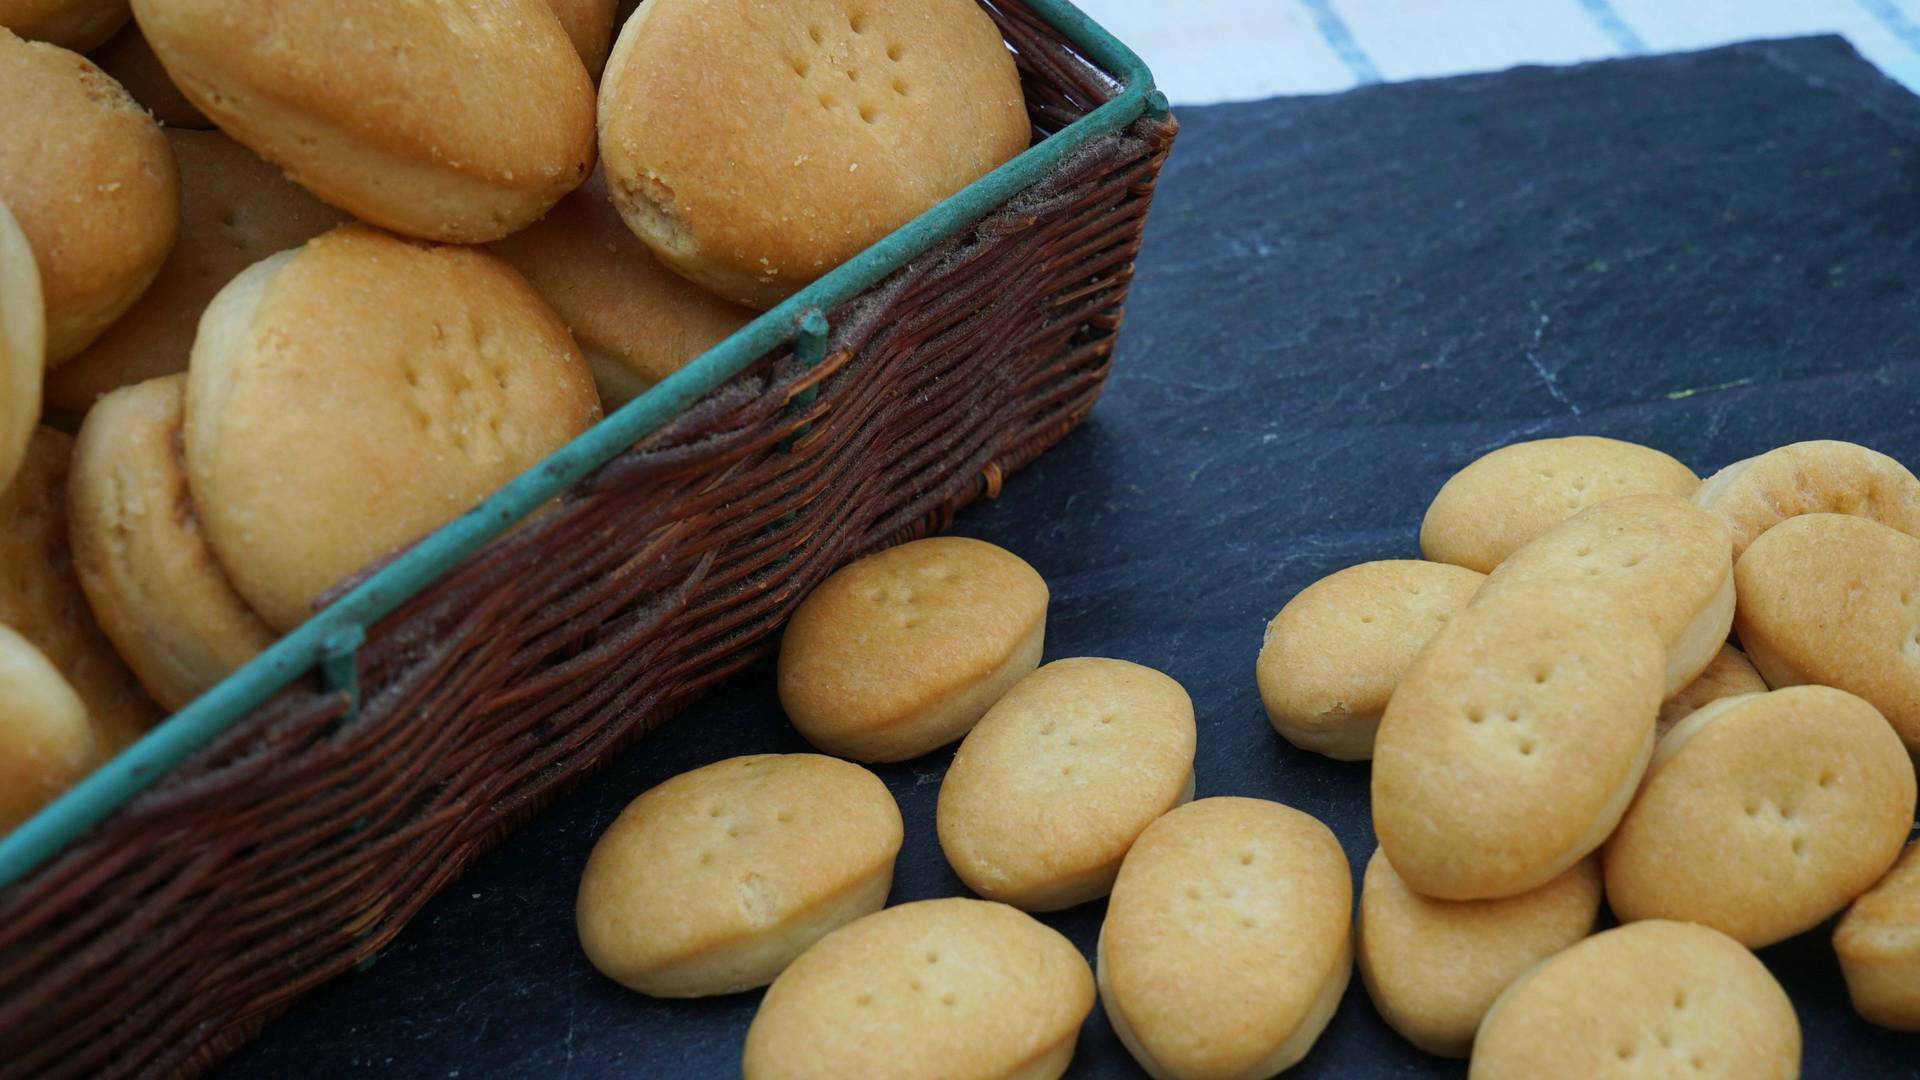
(1240, 918, 1255, 928)
(926, 951, 939, 963)
(1239, 853, 1254, 865)
(808, 24, 823, 42)
(888, 42, 904, 61)
(1360, 614, 1375, 624)
(217, 209, 239, 228)
(1792, 837, 1806, 856)
(859, 104, 878, 124)
(1518, 740, 1537, 756)
(698, 851, 713, 865)
(1040, 721, 1056, 735)
(849, 11, 868, 32)
(819, 92, 837, 110)
(1067, 737, 1079, 747)
(1657, 1031, 1672, 1048)
(1745, 802, 1759, 817)
(1060, 766, 1073, 776)
(1185, 886, 1201, 900)
(1621, 553, 1645, 568)
(910, 979, 922, 991)
(791, 58, 810, 76)
(1467, 708, 1485, 724)
(940, 993, 956, 1006)
(1617, 1046, 1633, 1060)
(1575, 546, 1592, 557)
(1533, 667, 1551, 684)
(855, 994, 872, 1006)
(1100, 714, 1114, 725)
(709, 807, 723, 818)
(777, 810, 793, 823)
(727, 825, 743, 837)
(892, 76, 909, 95)
(1673, 990, 1687, 1009)
(1818, 771, 1835, 788)
(1583, 566, 1602, 577)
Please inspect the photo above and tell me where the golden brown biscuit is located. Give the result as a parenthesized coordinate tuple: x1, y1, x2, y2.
(1470, 920, 1799, 1079)
(742, 897, 1093, 1080)
(1659, 643, 1766, 740)
(1695, 439, 1920, 561)
(1604, 686, 1914, 948)
(133, 0, 594, 243)
(1358, 849, 1601, 1058)
(0, 195, 42, 493)
(70, 375, 273, 710)
(89, 20, 206, 127)
(47, 129, 349, 418)
(0, 622, 91, 832)
(0, 28, 177, 363)
(1373, 581, 1662, 900)
(1257, 560, 1484, 760)
(599, 0, 1032, 308)
(938, 657, 1195, 911)
(547, 0, 616, 80)
(578, 754, 902, 998)
(1734, 513, 1920, 754)
(489, 168, 752, 410)
(777, 537, 1047, 762)
(1420, 436, 1699, 573)
(0, 0, 126, 51)
(184, 224, 601, 632)
(1835, 839, 1920, 1031)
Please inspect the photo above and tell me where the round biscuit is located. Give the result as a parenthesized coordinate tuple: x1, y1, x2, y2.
(0, 622, 91, 832)
(0, 195, 43, 494)
(1695, 439, 1920, 561)
(1835, 839, 1920, 1031)
(1658, 643, 1766, 740)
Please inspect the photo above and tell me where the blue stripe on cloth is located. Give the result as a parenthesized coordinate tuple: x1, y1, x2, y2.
(1857, 0, 1920, 54)
(1299, 0, 1382, 84)
(1574, 0, 1649, 56)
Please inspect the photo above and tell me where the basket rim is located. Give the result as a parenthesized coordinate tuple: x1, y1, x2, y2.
(0, 0, 1162, 891)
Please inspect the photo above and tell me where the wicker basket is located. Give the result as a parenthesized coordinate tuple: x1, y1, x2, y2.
(0, 3, 1173, 1075)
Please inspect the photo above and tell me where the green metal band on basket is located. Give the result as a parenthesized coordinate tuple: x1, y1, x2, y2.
(0, 0, 1159, 891)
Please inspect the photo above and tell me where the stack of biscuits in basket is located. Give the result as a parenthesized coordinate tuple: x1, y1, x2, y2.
(0, 0, 1035, 830)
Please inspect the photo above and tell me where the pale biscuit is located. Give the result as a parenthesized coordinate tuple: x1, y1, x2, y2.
(777, 537, 1047, 762)
(0, 195, 42, 493)
(1257, 560, 1484, 760)
(0, 427, 157, 755)
(0, 0, 127, 51)
(1478, 494, 1734, 694)
(184, 225, 601, 632)
(70, 375, 274, 711)
(1658, 643, 1766, 740)
(1835, 839, 1920, 1031)
(489, 168, 752, 410)
(1419, 436, 1699, 573)
(598, 0, 1032, 308)
(47, 129, 349, 418)
(89, 20, 207, 128)
(547, 0, 616, 80)
(742, 897, 1093, 1080)
(1098, 797, 1352, 1080)
(578, 753, 903, 997)
(1357, 849, 1601, 1059)
(1695, 439, 1920, 560)
(1470, 920, 1799, 1079)
(133, 0, 594, 244)
(0, 622, 91, 832)
(1604, 686, 1915, 948)
(0, 29, 177, 363)
(937, 657, 1195, 911)
(1373, 581, 1661, 900)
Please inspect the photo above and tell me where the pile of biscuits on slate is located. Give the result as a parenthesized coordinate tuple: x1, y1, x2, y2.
(0, 0, 1033, 831)
(579, 436, 1920, 1079)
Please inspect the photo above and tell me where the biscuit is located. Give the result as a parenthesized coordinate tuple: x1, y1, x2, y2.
(1659, 643, 1766, 740)
(1420, 436, 1699, 573)
(547, 0, 616, 80)
(1477, 494, 1734, 694)
(0, 29, 177, 363)
(133, 0, 595, 244)
(937, 657, 1195, 911)
(1835, 839, 1920, 1030)
(1099, 797, 1351, 1080)
(0, 427, 158, 755)
(89, 20, 207, 128)
(0, 195, 42, 493)
(1470, 920, 1799, 1079)
(1695, 439, 1920, 560)
(742, 897, 1093, 1080)
(1257, 560, 1484, 760)
(489, 168, 752, 410)
(0, 0, 127, 51)
(777, 537, 1047, 762)
(1357, 849, 1601, 1058)
(184, 225, 601, 632)
(1734, 513, 1920, 754)
(1604, 686, 1914, 948)
(578, 753, 903, 997)
(0, 622, 91, 832)
(47, 129, 350, 418)
(1373, 581, 1662, 900)
(70, 375, 274, 711)
(598, 0, 1032, 309)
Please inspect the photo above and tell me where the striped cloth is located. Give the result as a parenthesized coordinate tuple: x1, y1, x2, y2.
(1076, 0, 1920, 103)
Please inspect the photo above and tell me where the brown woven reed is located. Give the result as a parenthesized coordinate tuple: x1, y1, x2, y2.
(0, 5, 1174, 1076)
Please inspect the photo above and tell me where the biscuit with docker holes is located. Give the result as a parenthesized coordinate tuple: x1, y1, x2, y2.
(937, 657, 1195, 911)
(742, 897, 1093, 1080)
(547, 0, 616, 80)
(0, 195, 42, 493)
(578, 754, 903, 997)
(89, 21, 207, 128)
(1373, 581, 1661, 900)
(1099, 797, 1351, 1080)
(0, 0, 126, 52)
(1835, 839, 1920, 1031)
(0, 28, 177, 363)
(777, 537, 1047, 762)
(1604, 686, 1914, 948)
(0, 427, 157, 755)
(133, 0, 594, 244)
(1695, 439, 1920, 561)
(1659, 643, 1766, 740)
(1358, 849, 1601, 1059)
(1420, 436, 1698, 573)
(48, 129, 350, 419)
(1257, 560, 1484, 760)
(1470, 920, 1799, 1079)
(1477, 494, 1733, 695)
(0, 622, 91, 832)
(70, 375, 274, 710)
(490, 168, 752, 410)
(184, 225, 601, 632)
(598, 0, 1032, 309)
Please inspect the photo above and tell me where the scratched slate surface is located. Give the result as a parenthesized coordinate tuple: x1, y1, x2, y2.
(224, 36, 1920, 1079)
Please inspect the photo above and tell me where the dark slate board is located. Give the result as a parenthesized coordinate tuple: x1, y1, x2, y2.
(222, 35, 1920, 1079)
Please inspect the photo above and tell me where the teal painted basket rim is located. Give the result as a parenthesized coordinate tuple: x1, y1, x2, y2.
(0, 0, 1162, 891)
